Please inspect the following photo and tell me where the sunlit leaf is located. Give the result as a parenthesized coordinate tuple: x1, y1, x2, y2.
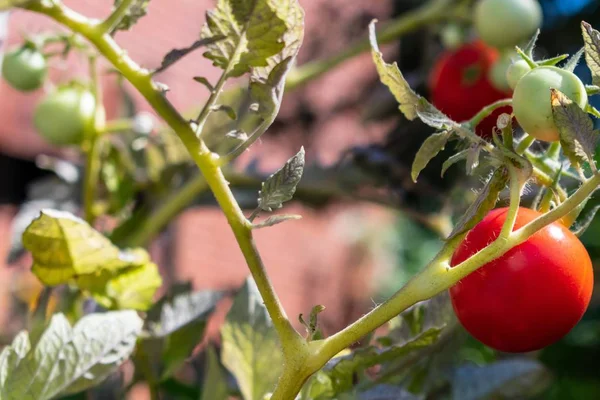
(258, 147, 305, 212)
(452, 359, 551, 400)
(448, 168, 508, 239)
(22, 210, 145, 286)
(156, 36, 225, 73)
(141, 286, 222, 380)
(0, 0, 29, 10)
(411, 131, 451, 182)
(221, 278, 283, 400)
(582, 21, 600, 86)
(252, 214, 302, 229)
(551, 89, 598, 172)
(200, 346, 229, 400)
(112, 0, 150, 31)
(2, 311, 142, 399)
(0, 332, 30, 388)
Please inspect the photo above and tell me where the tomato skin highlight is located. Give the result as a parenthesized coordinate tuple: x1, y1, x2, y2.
(449, 207, 593, 353)
(429, 41, 512, 138)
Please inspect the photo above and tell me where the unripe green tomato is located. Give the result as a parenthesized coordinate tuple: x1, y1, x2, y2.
(1, 46, 47, 91)
(513, 66, 587, 142)
(474, 0, 542, 49)
(506, 59, 532, 90)
(488, 53, 513, 92)
(33, 86, 96, 146)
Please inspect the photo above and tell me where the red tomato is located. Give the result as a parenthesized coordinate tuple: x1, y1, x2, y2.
(429, 41, 512, 138)
(449, 207, 594, 353)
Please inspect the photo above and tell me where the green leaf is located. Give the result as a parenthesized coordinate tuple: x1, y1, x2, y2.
(252, 214, 302, 229)
(156, 36, 225, 73)
(582, 21, 600, 86)
(411, 131, 451, 182)
(201, 0, 300, 77)
(441, 149, 469, 177)
(221, 278, 283, 400)
(76, 259, 162, 311)
(0, 332, 30, 388)
(258, 147, 305, 212)
(200, 346, 229, 400)
(523, 29, 540, 58)
(551, 89, 598, 172)
(452, 359, 551, 400)
(415, 98, 454, 129)
(586, 85, 600, 96)
(448, 168, 508, 239)
(22, 210, 145, 286)
(141, 286, 222, 380)
(538, 54, 569, 66)
(322, 328, 442, 393)
(369, 21, 419, 120)
(572, 205, 600, 237)
(2, 311, 142, 400)
(112, 0, 150, 31)
(564, 47, 585, 72)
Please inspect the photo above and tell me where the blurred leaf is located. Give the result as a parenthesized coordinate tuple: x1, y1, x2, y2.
(249, 56, 294, 120)
(523, 29, 540, 58)
(258, 147, 305, 212)
(448, 168, 508, 239)
(200, 346, 229, 400)
(0, 0, 29, 9)
(157, 36, 225, 73)
(2, 311, 141, 399)
(300, 371, 335, 400)
(200, 0, 298, 77)
(22, 210, 146, 286)
(452, 359, 552, 400)
(0, 332, 30, 388)
(142, 287, 222, 380)
(252, 214, 302, 229)
(76, 260, 162, 311)
(582, 21, 600, 86)
(551, 89, 598, 172)
(572, 205, 600, 236)
(411, 131, 451, 182)
(211, 104, 237, 120)
(586, 85, 600, 96)
(221, 278, 283, 400)
(112, 0, 150, 31)
(322, 328, 442, 393)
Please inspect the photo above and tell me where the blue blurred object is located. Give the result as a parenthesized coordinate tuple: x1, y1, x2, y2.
(540, 0, 599, 27)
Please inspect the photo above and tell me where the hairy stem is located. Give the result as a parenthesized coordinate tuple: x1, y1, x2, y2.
(98, 0, 136, 34)
(467, 98, 512, 129)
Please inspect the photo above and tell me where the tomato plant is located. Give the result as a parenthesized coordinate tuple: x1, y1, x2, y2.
(429, 41, 512, 137)
(1, 45, 47, 91)
(513, 66, 588, 142)
(506, 59, 532, 90)
(474, 0, 543, 49)
(33, 85, 96, 145)
(450, 207, 593, 353)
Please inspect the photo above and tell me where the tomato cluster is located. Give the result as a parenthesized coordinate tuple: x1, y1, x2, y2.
(429, 41, 512, 138)
(450, 208, 594, 353)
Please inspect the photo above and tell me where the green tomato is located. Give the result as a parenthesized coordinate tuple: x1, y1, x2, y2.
(33, 86, 96, 146)
(1, 46, 47, 91)
(489, 53, 513, 92)
(474, 0, 542, 49)
(513, 66, 587, 142)
(506, 59, 532, 90)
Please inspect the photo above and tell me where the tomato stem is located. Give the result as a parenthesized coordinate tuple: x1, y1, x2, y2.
(467, 98, 512, 129)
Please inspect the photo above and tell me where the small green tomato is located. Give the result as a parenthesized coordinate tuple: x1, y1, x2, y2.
(513, 66, 587, 142)
(33, 85, 96, 146)
(1, 45, 47, 91)
(489, 53, 514, 92)
(506, 59, 532, 90)
(474, 0, 542, 49)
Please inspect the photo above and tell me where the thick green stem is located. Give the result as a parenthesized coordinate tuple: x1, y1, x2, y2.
(26, 0, 299, 347)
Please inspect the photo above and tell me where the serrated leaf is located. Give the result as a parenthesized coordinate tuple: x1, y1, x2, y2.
(586, 85, 600, 96)
(369, 21, 419, 120)
(252, 214, 302, 229)
(564, 47, 585, 72)
(322, 328, 442, 393)
(0, 332, 30, 388)
(22, 210, 146, 286)
(551, 89, 598, 172)
(452, 359, 551, 400)
(201, 0, 301, 78)
(582, 22, 600, 86)
(221, 278, 283, 400)
(448, 168, 508, 239)
(571, 205, 600, 236)
(141, 287, 222, 380)
(441, 149, 469, 177)
(2, 311, 142, 400)
(415, 98, 454, 129)
(76, 260, 162, 311)
(411, 131, 451, 182)
(156, 36, 225, 73)
(200, 346, 229, 400)
(112, 0, 149, 31)
(258, 147, 305, 212)
(538, 54, 569, 66)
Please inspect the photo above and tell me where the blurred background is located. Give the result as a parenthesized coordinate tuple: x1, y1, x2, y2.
(1, 0, 600, 399)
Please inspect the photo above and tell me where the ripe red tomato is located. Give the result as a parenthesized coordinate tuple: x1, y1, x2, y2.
(429, 41, 512, 138)
(449, 207, 593, 353)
